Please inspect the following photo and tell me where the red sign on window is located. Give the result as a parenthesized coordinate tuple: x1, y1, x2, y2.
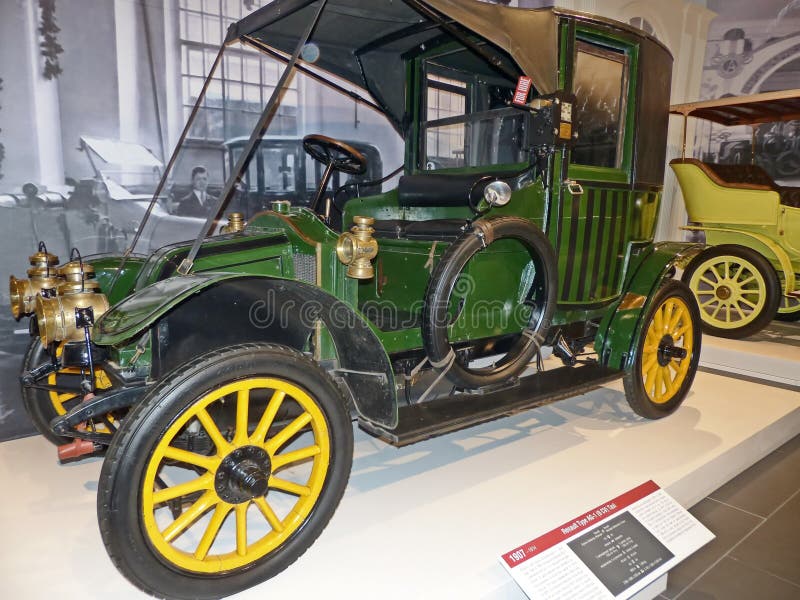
(513, 76, 532, 105)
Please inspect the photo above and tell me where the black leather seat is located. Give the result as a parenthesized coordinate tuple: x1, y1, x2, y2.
(371, 218, 469, 241)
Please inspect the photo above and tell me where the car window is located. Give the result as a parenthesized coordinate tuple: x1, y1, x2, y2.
(422, 48, 527, 170)
(262, 147, 296, 193)
(571, 41, 629, 169)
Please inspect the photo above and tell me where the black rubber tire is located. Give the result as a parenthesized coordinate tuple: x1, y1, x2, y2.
(97, 343, 353, 600)
(623, 281, 702, 419)
(20, 338, 71, 445)
(775, 310, 800, 322)
(422, 217, 558, 389)
(682, 244, 781, 339)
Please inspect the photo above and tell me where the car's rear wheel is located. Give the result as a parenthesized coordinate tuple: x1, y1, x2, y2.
(623, 281, 701, 419)
(683, 245, 780, 338)
(98, 343, 353, 600)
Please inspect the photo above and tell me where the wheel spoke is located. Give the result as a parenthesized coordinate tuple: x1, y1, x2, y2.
(163, 446, 220, 473)
(699, 275, 717, 288)
(672, 322, 691, 340)
(699, 296, 717, 308)
(723, 260, 730, 280)
(653, 304, 664, 334)
(738, 275, 756, 287)
(193, 503, 232, 560)
(667, 302, 683, 332)
(234, 388, 250, 446)
(642, 354, 658, 374)
(235, 503, 249, 556)
(250, 389, 286, 444)
(153, 473, 213, 504)
(733, 302, 746, 321)
(272, 445, 321, 470)
(269, 476, 311, 497)
(161, 490, 217, 543)
(709, 265, 723, 283)
(711, 303, 723, 320)
(644, 362, 659, 396)
(654, 368, 664, 402)
(264, 412, 312, 455)
(196, 409, 232, 456)
(253, 497, 285, 532)
(739, 297, 757, 309)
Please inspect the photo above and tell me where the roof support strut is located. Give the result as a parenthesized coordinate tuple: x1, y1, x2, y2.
(178, 0, 329, 275)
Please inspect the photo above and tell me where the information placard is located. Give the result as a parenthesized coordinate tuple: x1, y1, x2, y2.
(500, 481, 714, 599)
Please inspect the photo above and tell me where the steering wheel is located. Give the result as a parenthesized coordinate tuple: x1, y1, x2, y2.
(302, 134, 367, 175)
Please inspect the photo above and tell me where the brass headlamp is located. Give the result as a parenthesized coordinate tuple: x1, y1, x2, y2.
(220, 212, 245, 234)
(9, 246, 62, 319)
(36, 261, 109, 345)
(336, 216, 378, 279)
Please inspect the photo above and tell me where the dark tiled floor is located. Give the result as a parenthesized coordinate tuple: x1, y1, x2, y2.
(659, 434, 800, 599)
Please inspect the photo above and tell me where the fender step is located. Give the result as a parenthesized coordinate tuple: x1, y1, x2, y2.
(359, 363, 623, 446)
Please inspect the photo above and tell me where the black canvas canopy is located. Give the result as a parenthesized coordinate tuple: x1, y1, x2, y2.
(227, 0, 561, 128)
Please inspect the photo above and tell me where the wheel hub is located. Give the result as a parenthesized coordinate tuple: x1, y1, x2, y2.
(215, 445, 272, 504)
(657, 334, 687, 366)
(715, 285, 732, 300)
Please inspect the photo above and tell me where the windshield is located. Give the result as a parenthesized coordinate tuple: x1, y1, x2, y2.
(127, 34, 401, 256)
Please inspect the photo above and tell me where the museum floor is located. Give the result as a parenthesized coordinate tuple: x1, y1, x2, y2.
(659, 432, 800, 599)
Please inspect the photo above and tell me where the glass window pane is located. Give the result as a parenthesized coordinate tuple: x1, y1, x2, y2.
(183, 0, 202, 11)
(185, 12, 203, 42)
(244, 84, 261, 104)
(225, 81, 243, 101)
(244, 57, 260, 82)
(188, 48, 204, 76)
(572, 43, 627, 168)
(203, 0, 220, 15)
(204, 14, 221, 45)
(225, 54, 242, 80)
(224, 0, 241, 18)
(262, 60, 279, 86)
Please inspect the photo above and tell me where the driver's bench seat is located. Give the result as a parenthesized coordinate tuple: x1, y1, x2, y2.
(368, 172, 516, 241)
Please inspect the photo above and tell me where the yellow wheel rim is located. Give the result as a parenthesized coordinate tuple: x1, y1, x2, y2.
(640, 296, 694, 404)
(689, 256, 767, 329)
(141, 377, 331, 574)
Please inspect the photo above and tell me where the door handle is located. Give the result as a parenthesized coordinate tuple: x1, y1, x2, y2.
(564, 180, 584, 196)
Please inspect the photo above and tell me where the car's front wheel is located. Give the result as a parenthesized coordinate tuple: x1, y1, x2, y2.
(623, 281, 701, 419)
(98, 343, 353, 600)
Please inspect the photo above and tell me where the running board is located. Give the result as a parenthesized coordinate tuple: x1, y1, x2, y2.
(359, 363, 623, 446)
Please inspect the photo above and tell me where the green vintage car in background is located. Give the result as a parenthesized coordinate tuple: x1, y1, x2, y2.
(670, 89, 800, 337)
(8, 1, 702, 597)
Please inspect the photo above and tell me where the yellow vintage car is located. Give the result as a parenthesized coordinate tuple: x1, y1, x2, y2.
(670, 89, 800, 337)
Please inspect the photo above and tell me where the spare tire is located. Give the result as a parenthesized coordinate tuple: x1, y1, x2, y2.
(422, 216, 558, 389)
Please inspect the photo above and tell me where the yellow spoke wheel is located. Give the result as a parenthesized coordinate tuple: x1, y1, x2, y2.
(776, 293, 800, 322)
(623, 281, 701, 419)
(98, 344, 352, 599)
(684, 245, 780, 339)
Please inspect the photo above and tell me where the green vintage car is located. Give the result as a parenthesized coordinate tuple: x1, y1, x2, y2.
(670, 89, 800, 337)
(9, 1, 703, 598)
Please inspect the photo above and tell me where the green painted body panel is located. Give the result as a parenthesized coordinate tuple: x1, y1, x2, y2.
(94, 273, 247, 346)
(85, 255, 147, 305)
(595, 242, 704, 370)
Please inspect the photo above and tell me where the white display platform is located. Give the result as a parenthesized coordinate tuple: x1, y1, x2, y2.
(0, 369, 798, 600)
(700, 322, 800, 388)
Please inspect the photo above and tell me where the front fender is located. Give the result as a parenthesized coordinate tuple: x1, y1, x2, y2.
(94, 273, 399, 428)
(595, 242, 704, 370)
